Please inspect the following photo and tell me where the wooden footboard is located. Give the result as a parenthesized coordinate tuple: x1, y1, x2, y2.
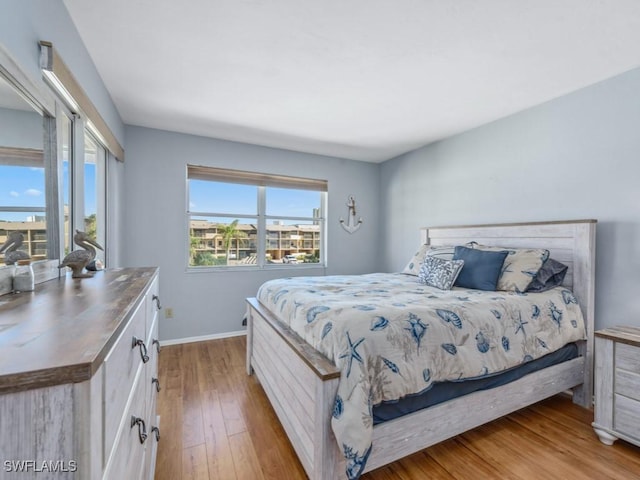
(246, 298, 343, 479)
(246, 220, 596, 479)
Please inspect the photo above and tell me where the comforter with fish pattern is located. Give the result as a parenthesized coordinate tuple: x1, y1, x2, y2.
(256, 273, 586, 479)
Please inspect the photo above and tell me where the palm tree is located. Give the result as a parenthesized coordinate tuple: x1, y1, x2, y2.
(189, 230, 200, 265)
(219, 219, 246, 265)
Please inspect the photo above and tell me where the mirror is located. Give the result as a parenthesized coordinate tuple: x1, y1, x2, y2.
(0, 45, 58, 295)
(0, 73, 47, 267)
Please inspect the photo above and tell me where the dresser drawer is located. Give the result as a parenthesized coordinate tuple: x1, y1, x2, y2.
(143, 403, 160, 480)
(103, 298, 147, 461)
(614, 394, 640, 442)
(616, 342, 640, 375)
(615, 368, 640, 402)
(145, 317, 160, 407)
(143, 317, 160, 480)
(146, 306, 160, 366)
(103, 367, 147, 480)
(145, 276, 160, 338)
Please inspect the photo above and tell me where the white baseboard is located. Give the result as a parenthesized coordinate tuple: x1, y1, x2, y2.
(159, 329, 246, 347)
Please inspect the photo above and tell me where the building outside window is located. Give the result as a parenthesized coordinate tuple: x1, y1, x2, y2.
(0, 160, 47, 263)
(187, 165, 327, 268)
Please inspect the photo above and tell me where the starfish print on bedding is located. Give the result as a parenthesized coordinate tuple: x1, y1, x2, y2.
(339, 331, 365, 378)
(515, 312, 528, 336)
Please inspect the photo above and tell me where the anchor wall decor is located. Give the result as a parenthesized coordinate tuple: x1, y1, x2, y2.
(339, 195, 363, 234)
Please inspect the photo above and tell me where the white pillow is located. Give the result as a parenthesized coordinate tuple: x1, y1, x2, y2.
(402, 244, 429, 276)
(402, 244, 457, 276)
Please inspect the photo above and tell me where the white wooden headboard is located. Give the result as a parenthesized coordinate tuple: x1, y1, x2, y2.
(420, 219, 597, 405)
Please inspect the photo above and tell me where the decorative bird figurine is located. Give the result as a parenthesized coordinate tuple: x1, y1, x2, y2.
(0, 232, 31, 265)
(59, 229, 104, 278)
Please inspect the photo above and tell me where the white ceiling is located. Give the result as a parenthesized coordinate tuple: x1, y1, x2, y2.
(63, 0, 640, 163)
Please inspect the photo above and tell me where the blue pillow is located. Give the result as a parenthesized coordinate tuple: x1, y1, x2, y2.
(452, 246, 509, 291)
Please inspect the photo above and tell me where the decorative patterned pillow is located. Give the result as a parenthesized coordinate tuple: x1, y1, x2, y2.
(402, 244, 429, 276)
(468, 243, 549, 292)
(418, 256, 465, 290)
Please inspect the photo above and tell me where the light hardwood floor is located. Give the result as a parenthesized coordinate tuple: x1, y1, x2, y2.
(155, 336, 640, 479)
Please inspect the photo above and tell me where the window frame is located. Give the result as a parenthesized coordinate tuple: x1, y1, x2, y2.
(51, 88, 109, 266)
(186, 165, 327, 271)
(82, 128, 107, 264)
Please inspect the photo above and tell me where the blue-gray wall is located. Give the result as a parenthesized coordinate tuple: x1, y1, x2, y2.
(0, 107, 42, 149)
(123, 126, 382, 341)
(380, 67, 640, 330)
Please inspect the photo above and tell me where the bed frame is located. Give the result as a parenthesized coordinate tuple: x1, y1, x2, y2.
(246, 220, 596, 479)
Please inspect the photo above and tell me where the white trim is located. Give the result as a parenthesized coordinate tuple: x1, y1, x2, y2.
(0, 42, 56, 115)
(159, 329, 246, 347)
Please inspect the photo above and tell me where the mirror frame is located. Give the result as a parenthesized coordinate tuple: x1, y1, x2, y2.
(0, 43, 60, 293)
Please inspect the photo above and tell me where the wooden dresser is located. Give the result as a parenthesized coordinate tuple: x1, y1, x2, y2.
(0, 267, 161, 479)
(592, 326, 640, 448)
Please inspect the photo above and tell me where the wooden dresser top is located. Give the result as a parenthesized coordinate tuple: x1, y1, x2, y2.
(0, 267, 158, 394)
(595, 326, 640, 348)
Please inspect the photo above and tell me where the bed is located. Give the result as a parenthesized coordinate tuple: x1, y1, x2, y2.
(245, 220, 596, 479)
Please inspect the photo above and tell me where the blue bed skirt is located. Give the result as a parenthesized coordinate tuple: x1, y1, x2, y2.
(373, 343, 579, 425)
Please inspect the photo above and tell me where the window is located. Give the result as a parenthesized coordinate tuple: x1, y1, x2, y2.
(83, 130, 106, 264)
(52, 92, 108, 265)
(187, 165, 327, 268)
(0, 151, 47, 264)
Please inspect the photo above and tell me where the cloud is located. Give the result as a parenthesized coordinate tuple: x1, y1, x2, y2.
(24, 189, 42, 196)
(189, 201, 196, 209)
(10, 191, 19, 197)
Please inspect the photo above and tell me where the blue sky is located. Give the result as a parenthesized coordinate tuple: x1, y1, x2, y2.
(0, 163, 96, 222)
(189, 180, 320, 220)
(2, 167, 309, 223)
(0, 165, 45, 221)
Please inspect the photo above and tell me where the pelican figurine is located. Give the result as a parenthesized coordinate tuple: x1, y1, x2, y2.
(59, 229, 104, 278)
(0, 232, 31, 265)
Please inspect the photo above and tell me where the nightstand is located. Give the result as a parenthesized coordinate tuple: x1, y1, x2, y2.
(592, 326, 640, 447)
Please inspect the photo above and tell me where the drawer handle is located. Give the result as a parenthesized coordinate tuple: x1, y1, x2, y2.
(152, 377, 161, 393)
(152, 338, 161, 353)
(132, 336, 150, 363)
(151, 426, 161, 442)
(131, 416, 147, 444)
(152, 294, 162, 310)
